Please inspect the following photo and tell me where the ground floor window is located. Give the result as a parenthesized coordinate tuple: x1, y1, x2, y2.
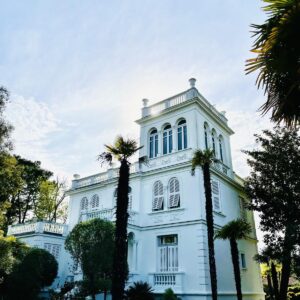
(44, 243, 61, 260)
(240, 252, 247, 269)
(158, 235, 178, 272)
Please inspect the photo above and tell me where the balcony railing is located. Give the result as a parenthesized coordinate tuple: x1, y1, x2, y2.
(142, 87, 228, 125)
(7, 221, 68, 237)
(149, 272, 184, 292)
(72, 162, 140, 189)
(212, 160, 230, 177)
(80, 208, 138, 225)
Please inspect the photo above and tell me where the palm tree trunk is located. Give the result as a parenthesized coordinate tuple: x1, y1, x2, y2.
(271, 262, 279, 300)
(111, 159, 130, 300)
(202, 163, 218, 300)
(229, 238, 242, 300)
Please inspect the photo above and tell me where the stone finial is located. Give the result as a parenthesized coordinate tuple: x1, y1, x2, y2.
(142, 98, 149, 107)
(73, 174, 80, 180)
(189, 78, 196, 88)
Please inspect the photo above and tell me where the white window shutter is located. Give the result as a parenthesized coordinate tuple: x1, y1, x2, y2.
(239, 197, 247, 220)
(211, 180, 220, 211)
(153, 181, 164, 211)
(168, 178, 180, 208)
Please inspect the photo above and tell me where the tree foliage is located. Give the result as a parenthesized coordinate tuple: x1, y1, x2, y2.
(0, 87, 13, 153)
(125, 281, 154, 300)
(244, 126, 300, 300)
(99, 135, 142, 300)
(162, 288, 178, 300)
(65, 218, 115, 299)
(5, 248, 58, 299)
(246, 0, 300, 126)
(35, 178, 67, 223)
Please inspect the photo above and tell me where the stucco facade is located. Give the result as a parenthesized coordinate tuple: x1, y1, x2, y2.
(8, 79, 264, 299)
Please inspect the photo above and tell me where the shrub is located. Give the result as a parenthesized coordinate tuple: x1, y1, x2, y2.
(163, 288, 177, 300)
(288, 284, 300, 300)
(125, 281, 154, 300)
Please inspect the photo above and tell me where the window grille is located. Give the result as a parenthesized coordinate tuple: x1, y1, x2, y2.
(158, 235, 178, 272)
(44, 243, 61, 260)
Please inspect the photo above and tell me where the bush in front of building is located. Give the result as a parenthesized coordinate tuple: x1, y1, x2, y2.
(125, 281, 154, 300)
(162, 288, 177, 300)
(5, 248, 58, 299)
(288, 284, 300, 300)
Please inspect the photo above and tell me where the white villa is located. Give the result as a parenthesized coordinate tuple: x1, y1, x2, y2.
(8, 79, 264, 300)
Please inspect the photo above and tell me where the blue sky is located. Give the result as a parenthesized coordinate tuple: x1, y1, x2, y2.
(1, 0, 272, 180)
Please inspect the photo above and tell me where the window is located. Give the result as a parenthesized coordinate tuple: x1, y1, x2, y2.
(219, 136, 224, 162)
(158, 235, 178, 272)
(80, 197, 88, 211)
(204, 124, 209, 149)
(163, 125, 173, 155)
(168, 178, 180, 209)
(91, 194, 100, 210)
(128, 187, 133, 211)
(153, 181, 164, 211)
(44, 243, 61, 260)
(211, 180, 221, 212)
(239, 197, 247, 220)
(149, 129, 159, 158)
(177, 120, 187, 150)
(211, 131, 216, 156)
(241, 253, 247, 269)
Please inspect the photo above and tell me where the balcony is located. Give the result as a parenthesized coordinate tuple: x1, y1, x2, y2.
(7, 221, 68, 237)
(148, 272, 184, 293)
(80, 208, 138, 225)
(211, 160, 231, 177)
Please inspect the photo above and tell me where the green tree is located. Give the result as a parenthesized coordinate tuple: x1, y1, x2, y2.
(244, 126, 300, 300)
(215, 219, 252, 300)
(35, 178, 67, 223)
(6, 156, 53, 225)
(125, 281, 154, 300)
(163, 288, 177, 300)
(0, 87, 13, 153)
(5, 248, 57, 299)
(191, 149, 218, 300)
(246, 0, 300, 127)
(99, 136, 142, 300)
(0, 233, 28, 294)
(65, 218, 115, 300)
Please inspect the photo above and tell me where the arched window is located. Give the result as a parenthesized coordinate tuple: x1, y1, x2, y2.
(80, 197, 88, 211)
(219, 135, 224, 162)
(177, 120, 187, 150)
(153, 181, 164, 211)
(211, 130, 216, 156)
(163, 124, 173, 155)
(168, 178, 180, 209)
(204, 124, 209, 149)
(149, 129, 158, 158)
(91, 194, 100, 210)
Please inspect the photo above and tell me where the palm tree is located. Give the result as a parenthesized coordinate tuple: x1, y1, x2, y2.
(125, 281, 154, 300)
(215, 219, 252, 300)
(246, 0, 300, 127)
(191, 149, 218, 300)
(99, 136, 142, 300)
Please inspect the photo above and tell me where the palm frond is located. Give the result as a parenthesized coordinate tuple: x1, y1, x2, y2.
(215, 218, 252, 241)
(191, 149, 215, 175)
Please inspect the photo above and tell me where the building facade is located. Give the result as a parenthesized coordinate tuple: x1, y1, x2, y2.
(8, 79, 264, 299)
